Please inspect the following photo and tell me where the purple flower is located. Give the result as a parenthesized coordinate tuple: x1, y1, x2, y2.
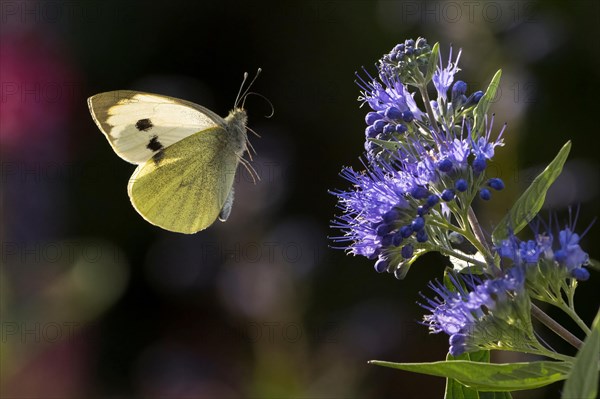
(470, 114, 506, 160)
(331, 152, 445, 273)
(556, 228, 589, 271)
(331, 161, 413, 258)
(479, 188, 492, 200)
(356, 68, 424, 121)
(432, 45, 462, 101)
(487, 178, 505, 191)
(519, 240, 543, 264)
(455, 179, 468, 192)
(428, 118, 495, 172)
(446, 138, 471, 166)
(498, 233, 520, 260)
(451, 80, 467, 100)
(496, 215, 591, 281)
(421, 268, 526, 355)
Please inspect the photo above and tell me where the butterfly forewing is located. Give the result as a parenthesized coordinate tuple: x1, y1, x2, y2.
(88, 90, 224, 164)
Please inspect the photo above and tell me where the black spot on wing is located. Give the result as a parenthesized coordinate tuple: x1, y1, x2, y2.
(148, 135, 165, 165)
(147, 135, 164, 152)
(136, 118, 153, 131)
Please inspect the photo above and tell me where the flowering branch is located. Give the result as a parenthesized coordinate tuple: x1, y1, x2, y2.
(331, 37, 597, 397)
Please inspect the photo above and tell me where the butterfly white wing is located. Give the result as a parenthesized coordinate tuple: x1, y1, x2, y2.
(87, 90, 225, 164)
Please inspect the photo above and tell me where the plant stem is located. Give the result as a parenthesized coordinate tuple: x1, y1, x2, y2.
(427, 214, 489, 266)
(562, 283, 591, 334)
(465, 207, 498, 272)
(518, 346, 574, 363)
(561, 304, 592, 336)
(419, 86, 439, 134)
(426, 217, 465, 235)
(467, 207, 491, 255)
(531, 304, 583, 350)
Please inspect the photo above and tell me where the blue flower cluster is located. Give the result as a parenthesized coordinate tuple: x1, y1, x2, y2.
(332, 38, 595, 359)
(421, 267, 527, 356)
(497, 220, 591, 281)
(378, 38, 432, 84)
(356, 67, 422, 152)
(332, 40, 506, 276)
(331, 161, 413, 261)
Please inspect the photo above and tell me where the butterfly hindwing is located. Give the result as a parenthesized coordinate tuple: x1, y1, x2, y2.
(88, 90, 225, 164)
(127, 126, 240, 233)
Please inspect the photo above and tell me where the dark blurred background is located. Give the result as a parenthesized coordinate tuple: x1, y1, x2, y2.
(1, 0, 599, 397)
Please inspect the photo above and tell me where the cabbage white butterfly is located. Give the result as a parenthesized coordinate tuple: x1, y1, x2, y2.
(88, 72, 261, 233)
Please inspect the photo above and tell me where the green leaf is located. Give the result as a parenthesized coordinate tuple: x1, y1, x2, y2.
(473, 70, 502, 134)
(445, 372, 481, 399)
(444, 351, 488, 399)
(444, 352, 512, 399)
(425, 42, 440, 83)
(443, 268, 459, 292)
(562, 309, 600, 399)
(491, 141, 572, 245)
(369, 360, 571, 392)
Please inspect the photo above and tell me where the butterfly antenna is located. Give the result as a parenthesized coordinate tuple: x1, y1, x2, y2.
(234, 72, 250, 108)
(236, 68, 262, 109)
(242, 91, 274, 118)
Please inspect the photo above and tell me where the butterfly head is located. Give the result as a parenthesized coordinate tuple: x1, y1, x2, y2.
(226, 108, 248, 132)
(229, 69, 264, 184)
